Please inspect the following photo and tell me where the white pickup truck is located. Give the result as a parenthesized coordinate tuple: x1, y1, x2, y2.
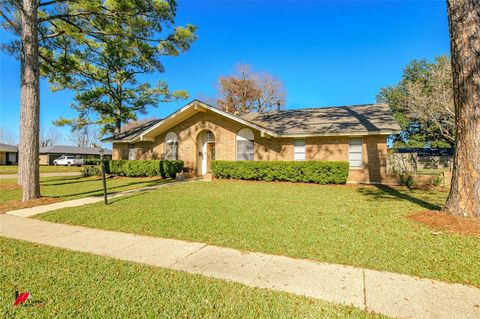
(53, 155, 84, 166)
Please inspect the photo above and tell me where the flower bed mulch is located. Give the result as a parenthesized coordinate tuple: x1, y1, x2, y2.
(408, 210, 480, 237)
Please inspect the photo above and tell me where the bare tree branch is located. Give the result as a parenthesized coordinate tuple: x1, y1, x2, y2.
(217, 64, 286, 114)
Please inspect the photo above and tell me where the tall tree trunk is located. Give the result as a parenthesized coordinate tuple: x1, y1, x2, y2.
(444, 0, 480, 217)
(115, 118, 121, 134)
(19, 0, 41, 201)
(17, 51, 25, 187)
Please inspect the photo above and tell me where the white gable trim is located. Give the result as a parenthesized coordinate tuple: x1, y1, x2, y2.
(135, 100, 279, 141)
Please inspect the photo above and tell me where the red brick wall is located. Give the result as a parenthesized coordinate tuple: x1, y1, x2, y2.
(112, 110, 388, 183)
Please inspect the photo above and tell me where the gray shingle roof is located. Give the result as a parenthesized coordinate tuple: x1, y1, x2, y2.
(103, 102, 401, 142)
(240, 104, 401, 136)
(101, 119, 162, 142)
(39, 145, 112, 156)
(0, 143, 18, 152)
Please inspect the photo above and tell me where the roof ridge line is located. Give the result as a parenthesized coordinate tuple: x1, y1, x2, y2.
(243, 103, 388, 115)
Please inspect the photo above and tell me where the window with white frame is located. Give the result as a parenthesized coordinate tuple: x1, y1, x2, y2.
(348, 137, 363, 168)
(164, 132, 178, 160)
(236, 128, 254, 160)
(294, 139, 306, 161)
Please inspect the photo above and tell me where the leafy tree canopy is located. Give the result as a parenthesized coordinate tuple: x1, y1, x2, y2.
(1, 0, 197, 134)
(377, 56, 454, 148)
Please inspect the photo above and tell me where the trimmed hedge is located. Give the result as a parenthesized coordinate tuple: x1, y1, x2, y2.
(211, 160, 349, 184)
(84, 158, 101, 165)
(106, 160, 184, 178)
(80, 165, 102, 177)
(162, 160, 184, 178)
(107, 160, 127, 175)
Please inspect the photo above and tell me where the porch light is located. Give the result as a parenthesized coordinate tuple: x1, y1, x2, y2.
(206, 131, 214, 142)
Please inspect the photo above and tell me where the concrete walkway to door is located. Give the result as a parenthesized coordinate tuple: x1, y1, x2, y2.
(1, 213, 479, 319)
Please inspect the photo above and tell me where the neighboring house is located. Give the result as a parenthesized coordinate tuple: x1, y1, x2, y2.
(103, 100, 401, 183)
(0, 143, 18, 165)
(39, 145, 112, 165)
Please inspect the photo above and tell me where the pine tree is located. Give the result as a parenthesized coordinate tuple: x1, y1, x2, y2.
(1, 0, 197, 200)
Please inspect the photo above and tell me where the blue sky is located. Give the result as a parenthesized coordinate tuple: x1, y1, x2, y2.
(0, 0, 450, 144)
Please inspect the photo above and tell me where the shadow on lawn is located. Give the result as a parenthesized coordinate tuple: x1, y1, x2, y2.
(93, 179, 179, 205)
(40, 176, 86, 184)
(48, 179, 168, 199)
(357, 184, 441, 210)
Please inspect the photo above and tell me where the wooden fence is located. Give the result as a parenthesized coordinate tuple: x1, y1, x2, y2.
(387, 152, 453, 175)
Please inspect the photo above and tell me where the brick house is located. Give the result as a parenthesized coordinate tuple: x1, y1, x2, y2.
(103, 100, 401, 183)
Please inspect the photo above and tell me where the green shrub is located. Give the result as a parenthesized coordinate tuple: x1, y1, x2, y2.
(126, 160, 160, 177)
(106, 160, 184, 178)
(107, 160, 127, 176)
(84, 158, 101, 165)
(162, 160, 184, 178)
(432, 175, 443, 187)
(81, 165, 102, 177)
(106, 160, 157, 177)
(399, 174, 415, 188)
(211, 160, 349, 184)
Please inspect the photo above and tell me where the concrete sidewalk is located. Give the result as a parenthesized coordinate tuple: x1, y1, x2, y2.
(0, 171, 81, 179)
(1, 214, 479, 319)
(5, 179, 190, 217)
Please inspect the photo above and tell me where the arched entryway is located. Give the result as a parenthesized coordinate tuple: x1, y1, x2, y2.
(196, 130, 215, 175)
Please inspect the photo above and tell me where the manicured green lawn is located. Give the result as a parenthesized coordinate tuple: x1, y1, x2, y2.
(0, 238, 383, 318)
(0, 176, 170, 212)
(0, 165, 81, 174)
(38, 180, 480, 287)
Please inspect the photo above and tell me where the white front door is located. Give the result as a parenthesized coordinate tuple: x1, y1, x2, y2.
(201, 142, 216, 175)
(196, 130, 215, 176)
(201, 141, 208, 175)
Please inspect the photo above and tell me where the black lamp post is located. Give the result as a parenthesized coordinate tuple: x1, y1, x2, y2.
(99, 147, 108, 205)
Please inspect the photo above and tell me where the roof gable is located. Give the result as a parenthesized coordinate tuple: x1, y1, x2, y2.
(102, 119, 161, 142)
(104, 100, 278, 142)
